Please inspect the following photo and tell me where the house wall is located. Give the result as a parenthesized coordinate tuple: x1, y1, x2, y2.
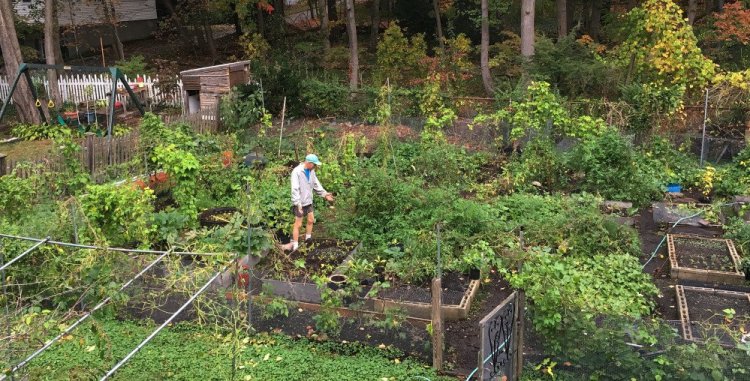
(14, 0, 157, 26)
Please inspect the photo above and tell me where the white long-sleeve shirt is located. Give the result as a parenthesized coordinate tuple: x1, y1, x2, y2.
(290, 163, 328, 207)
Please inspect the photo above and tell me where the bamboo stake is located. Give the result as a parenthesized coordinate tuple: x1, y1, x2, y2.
(278, 96, 287, 157)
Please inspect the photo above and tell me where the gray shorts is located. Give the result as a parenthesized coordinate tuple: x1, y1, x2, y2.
(292, 204, 314, 218)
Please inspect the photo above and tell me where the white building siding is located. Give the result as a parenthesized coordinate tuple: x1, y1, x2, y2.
(14, 0, 157, 26)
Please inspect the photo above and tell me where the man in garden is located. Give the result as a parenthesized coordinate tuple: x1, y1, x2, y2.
(283, 154, 334, 252)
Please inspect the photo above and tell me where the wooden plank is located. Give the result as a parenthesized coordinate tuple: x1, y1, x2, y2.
(431, 277, 443, 371)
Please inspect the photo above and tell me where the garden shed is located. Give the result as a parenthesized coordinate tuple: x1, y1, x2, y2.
(180, 61, 251, 114)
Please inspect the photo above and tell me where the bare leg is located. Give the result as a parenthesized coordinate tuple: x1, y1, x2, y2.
(292, 216, 303, 244)
(306, 212, 315, 238)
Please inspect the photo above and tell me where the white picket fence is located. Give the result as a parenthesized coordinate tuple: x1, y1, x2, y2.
(0, 73, 184, 108)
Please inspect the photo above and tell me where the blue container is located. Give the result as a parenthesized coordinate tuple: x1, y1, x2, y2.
(666, 183, 682, 193)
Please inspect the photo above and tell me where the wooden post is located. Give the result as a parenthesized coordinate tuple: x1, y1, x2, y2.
(431, 277, 443, 371)
(215, 95, 222, 133)
(0, 153, 6, 176)
(85, 132, 95, 176)
(512, 290, 525, 380)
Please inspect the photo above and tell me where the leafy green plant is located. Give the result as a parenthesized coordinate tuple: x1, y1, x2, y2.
(299, 78, 351, 117)
(220, 83, 272, 135)
(0, 174, 35, 221)
(503, 247, 657, 352)
(152, 144, 200, 216)
(79, 183, 156, 247)
(11, 123, 72, 141)
(566, 128, 662, 206)
(115, 55, 149, 78)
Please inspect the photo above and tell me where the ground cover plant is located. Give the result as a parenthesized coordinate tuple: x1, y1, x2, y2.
(2, 0, 750, 377)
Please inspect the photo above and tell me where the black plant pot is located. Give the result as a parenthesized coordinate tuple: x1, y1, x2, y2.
(327, 274, 348, 290)
(469, 268, 481, 280)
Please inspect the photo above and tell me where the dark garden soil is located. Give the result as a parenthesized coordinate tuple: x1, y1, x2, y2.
(379, 271, 471, 306)
(258, 239, 356, 283)
(673, 235, 737, 272)
(682, 288, 750, 344)
(250, 302, 433, 361)
(443, 272, 514, 375)
(637, 207, 750, 323)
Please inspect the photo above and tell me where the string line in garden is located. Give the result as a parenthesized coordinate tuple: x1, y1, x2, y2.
(0, 233, 228, 257)
(0, 251, 172, 381)
(99, 264, 230, 381)
(0, 237, 49, 272)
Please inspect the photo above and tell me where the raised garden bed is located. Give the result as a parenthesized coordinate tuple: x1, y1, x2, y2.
(257, 240, 360, 304)
(257, 243, 480, 321)
(374, 272, 481, 320)
(675, 285, 750, 345)
(667, 234, 745, 285)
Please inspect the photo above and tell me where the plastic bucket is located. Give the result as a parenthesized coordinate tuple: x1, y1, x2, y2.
(666, 183, 682, 193)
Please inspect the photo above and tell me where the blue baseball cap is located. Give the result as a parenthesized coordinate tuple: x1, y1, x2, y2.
(305, 154, 322, 165)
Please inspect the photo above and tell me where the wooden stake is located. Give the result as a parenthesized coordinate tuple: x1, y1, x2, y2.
(100, 37, 106, 67)
(278, 96, 286, 157)
(0, 153, 6, 176)
(431, 277, 443, 371)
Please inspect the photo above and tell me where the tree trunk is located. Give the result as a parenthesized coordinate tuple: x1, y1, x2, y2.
(567, 0, 575, 32)
(688, 0, 697, 25)
(257, 4, 265, 38)
(229, 2, 243, 35)
(432, 0, 444, 49)
(480, 0, 493, 96)
(321, 0, 330, 52)
(328, 0, 338, 21)
(0, 0, 41, 124)
(202, 19, 217, 63)
(589, 0, 601, 40)
(44, 0, 62, 107)
(521, 0, 535, 57)
(307, 0, 316, 19)
(369, 0, 380, 51)
(556, 0, 567, 39)
(103, 0, 124, 60)
(345, 0, 359, 93)
(274, 0, 285, 16)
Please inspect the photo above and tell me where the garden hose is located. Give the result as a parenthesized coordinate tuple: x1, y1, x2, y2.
(641, 201, 742, 270)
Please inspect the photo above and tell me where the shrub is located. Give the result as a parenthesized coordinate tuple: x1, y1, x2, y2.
(566, 129, 662, 205)
(0, 174, 35, 221)
(12, 123, 72, 141)
(220, 83, 271, 133)
(299, 78, 351, 117)
(79, 183, 155, 247)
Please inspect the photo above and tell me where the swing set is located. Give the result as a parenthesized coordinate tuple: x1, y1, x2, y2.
(0, 63, 145, 138)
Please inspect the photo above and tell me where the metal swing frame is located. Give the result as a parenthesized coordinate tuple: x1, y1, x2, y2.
(0, 63, 145, 138)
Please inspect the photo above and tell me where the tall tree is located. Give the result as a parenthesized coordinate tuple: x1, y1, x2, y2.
(44, 0, 63, 106)
(101, 0, 125, 60)
(321, 0, 330, 52)
(556, 0, 567, 39)
(432, 0, 444, 48)
(480, 0, 493, 95)
(589, 0, 602, 39)
(327, 0, 338, 21)
(0, 0, 41, 124)
(688, 0, 697, 24)
(521, 0, 535, 57)
(345, 0, 359, 92)
(370, 0, 380, 51)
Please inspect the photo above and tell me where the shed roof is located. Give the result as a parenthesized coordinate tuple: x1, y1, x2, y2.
(180, 61, 251, 76)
